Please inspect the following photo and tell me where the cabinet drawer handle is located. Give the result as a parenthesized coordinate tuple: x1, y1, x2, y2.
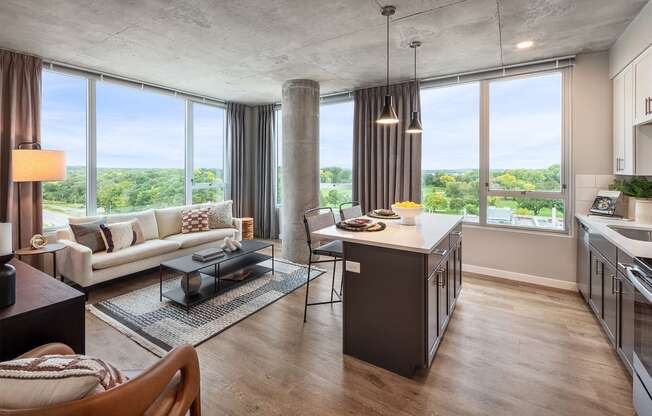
(451, 231, 462, 236)
(437, 269, 446, 287)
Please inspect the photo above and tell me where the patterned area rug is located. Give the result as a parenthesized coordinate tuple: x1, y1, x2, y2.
(88, 259, 324, 356)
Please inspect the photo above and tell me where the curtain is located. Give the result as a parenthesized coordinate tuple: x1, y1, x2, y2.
(226, 102, 247, 218)
(352, 81, 421, 212)
(0, 50, 42, 252)
(254, 105, 278, 239)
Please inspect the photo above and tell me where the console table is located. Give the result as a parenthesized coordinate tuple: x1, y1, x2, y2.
(0, 259, 85, 360)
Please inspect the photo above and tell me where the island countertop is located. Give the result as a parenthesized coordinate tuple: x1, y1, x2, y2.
(312, 213, 463, 254)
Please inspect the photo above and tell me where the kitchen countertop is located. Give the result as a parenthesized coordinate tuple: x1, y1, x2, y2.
(576, 214, 652, 258)
(312, 213, 463, 254)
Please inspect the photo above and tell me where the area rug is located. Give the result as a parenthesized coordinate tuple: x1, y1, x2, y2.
(88, 259, 325, 356)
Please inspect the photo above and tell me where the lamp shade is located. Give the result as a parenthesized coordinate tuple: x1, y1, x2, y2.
(376, 95, 399, 124)
(406, 111, 423, 134)
(12, 149, 66, 182)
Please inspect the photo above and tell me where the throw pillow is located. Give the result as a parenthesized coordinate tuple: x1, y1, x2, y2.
(207, 200, 234, 229)
(0, 354, 126, 409)
(69, 219, 107, 253)
(129, 219, 146, 244)
(181, 208, 210, 234)
(99, 222, 137, 253)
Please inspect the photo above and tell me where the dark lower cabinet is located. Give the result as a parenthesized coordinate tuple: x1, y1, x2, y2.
(577, 219, 635, 375)
(618, 270, 635, 372)
(455, 240, 463, 298)
(590, 250, 603, 317)
(438, 259, 449, 335)
(602, 257, 618, 344)
(427, 270, 439, 364)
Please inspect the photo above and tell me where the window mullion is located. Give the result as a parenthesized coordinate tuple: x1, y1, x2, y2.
(87, 78, 97, 216)
(479, 80, 489, 226)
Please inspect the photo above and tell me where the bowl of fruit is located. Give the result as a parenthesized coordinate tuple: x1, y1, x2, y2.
(391, 201, 424, 225)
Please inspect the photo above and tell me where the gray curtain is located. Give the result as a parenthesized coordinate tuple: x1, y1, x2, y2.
(352, 81, 421, 212)
(226, 102, 247, 218)
(254, 105, 278, 239)
(0, 50, 42, 254)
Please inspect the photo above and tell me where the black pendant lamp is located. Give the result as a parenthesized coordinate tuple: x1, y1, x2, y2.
(376, 5, 399, 125)
(406, 40, 423, 134)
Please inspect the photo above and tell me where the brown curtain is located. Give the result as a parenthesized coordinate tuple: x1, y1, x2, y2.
(353, 81, 421, 212)
(0, 50, 42, 252)
(226, 102, 247, 218)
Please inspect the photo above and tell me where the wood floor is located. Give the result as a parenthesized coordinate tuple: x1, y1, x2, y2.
(85, 242, 634, 416)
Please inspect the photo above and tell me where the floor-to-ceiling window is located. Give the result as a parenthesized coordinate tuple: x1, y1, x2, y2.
(41, 68, 227, 229)
(41, 70, 87, 229)
(319, 100, 354, 208)
(421, 70, 568, 232)
(192, 102, 225, 204)
(421, 83, 480, 222)
(96, 82, 185, 214)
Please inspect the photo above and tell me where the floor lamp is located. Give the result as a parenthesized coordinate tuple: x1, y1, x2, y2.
(12, 142, 65, 248)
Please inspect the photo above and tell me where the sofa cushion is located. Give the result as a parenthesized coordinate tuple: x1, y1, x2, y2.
(154, 206, 185, 238)
(107, 210, 159, 241)
(92, 239, 180, 270)
(164, 228, 236, 249)
(0, 354, 126, 409)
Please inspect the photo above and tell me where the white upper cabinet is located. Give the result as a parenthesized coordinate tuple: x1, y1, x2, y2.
(635, 47, 652, 126)
(613, 66, 635, 175)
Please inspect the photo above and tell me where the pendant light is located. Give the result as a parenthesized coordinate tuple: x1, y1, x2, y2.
(376, 5, 399, 125)
(406, 40, 423, 134)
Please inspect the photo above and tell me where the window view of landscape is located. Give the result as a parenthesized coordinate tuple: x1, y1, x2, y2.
(192, 103, 225, 204)
(421, 83, 480, 222)
(96, 82, 186, 214)
(41, 70, 87, 228)
(488, 73, 564, 230)
(320, 100, 353, 208)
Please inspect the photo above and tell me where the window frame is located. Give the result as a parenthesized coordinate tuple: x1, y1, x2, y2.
(422, 68, 571, 234)
(41, 68, 228, 231)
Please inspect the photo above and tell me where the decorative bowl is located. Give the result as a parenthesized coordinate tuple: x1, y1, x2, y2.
(391, 205, 423, 225)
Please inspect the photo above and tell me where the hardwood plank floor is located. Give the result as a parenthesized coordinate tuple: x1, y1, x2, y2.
(84, 241, 634, 415)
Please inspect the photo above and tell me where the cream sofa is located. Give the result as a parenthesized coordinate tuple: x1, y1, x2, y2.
(55, 204, 242, 289)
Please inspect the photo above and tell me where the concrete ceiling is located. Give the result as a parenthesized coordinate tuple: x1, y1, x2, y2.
(0, 0, 647, 104)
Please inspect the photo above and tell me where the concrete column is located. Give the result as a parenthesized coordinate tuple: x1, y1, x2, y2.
(282, 79, 320, 263)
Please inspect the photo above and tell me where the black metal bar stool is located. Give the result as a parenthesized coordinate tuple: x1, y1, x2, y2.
(302, 207, 344, 322)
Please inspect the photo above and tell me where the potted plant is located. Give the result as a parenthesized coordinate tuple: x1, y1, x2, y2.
(610, 177, 652, 222)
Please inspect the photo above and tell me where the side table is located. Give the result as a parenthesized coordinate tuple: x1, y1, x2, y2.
(15, 242, 66, 280)
(241, 217, 254, 240)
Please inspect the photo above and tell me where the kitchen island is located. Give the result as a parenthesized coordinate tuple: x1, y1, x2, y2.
(313, 213, 463, 377)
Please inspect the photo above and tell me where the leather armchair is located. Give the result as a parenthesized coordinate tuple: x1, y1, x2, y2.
(0, 343, 201, 416)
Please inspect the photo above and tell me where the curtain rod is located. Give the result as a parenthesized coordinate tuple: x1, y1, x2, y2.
(43, 59, 227, 106)
(274, 54, 576, 106)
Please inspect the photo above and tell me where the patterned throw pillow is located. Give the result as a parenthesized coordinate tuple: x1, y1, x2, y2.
(0, 354, 126, 409)
(181, 208, 210, 234)
(99, 222, 137, 253)
(207, 200, 234, 229)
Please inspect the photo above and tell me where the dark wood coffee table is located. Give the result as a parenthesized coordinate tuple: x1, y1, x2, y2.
(159, 240, 274, 312)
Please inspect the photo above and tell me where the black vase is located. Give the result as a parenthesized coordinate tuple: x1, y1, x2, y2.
(0, 253, 16, 308)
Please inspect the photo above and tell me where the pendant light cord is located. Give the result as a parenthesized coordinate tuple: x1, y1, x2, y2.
(386, 12, 390, 94)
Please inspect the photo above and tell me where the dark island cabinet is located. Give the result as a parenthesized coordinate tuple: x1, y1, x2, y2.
(576, 220, 635, 374)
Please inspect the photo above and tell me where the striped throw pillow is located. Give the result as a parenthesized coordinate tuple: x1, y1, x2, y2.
(181, 208, 210, 234)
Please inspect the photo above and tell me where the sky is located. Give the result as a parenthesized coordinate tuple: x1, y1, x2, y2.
(42, 70, 562, 173)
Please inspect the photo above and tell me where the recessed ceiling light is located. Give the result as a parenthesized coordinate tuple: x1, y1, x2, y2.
(516, 40, 534, 49)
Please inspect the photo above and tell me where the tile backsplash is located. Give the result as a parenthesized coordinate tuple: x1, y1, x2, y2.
(575, 174, 614, 214)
